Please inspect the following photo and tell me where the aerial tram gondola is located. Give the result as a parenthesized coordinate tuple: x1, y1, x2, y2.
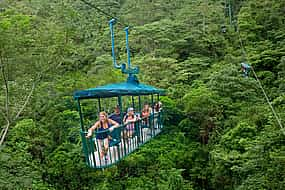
(241, 62, 251, 77)
(73, 19, 165, 169)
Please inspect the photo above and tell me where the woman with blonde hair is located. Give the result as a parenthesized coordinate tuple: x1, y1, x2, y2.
(86, 111, 119, 160)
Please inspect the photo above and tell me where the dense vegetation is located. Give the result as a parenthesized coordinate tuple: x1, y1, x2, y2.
(0, 0, 284, 189)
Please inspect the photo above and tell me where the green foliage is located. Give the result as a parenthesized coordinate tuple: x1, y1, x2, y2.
(211, 121, 285, 190)
(177, 57, 211, 85)
(0, 119, 49, 189)
(180, 82, 224, 144)
(159, 96, 184, 126)
(135, 55, 178, 88)
(221, 121, 257, 152)
(114, 133, 194, 190)
(44, 143, 99, 190)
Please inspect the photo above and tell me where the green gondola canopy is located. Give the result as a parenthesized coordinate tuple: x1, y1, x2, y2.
(74, 75, 165, 100)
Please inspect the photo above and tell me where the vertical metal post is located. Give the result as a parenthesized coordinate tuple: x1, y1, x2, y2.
(151, 94, 154, 111)
(125, 27, 131, 69)
(109, 19, 121, 69)
(96, 139, 102, 167)
(151, 94, 154, 137)
(80, 131, 90, 167)
(118, 96, 123, 121)
(132, 96, 135, 110)
(138, 95, 142, 113)
(77, 99, 84, 131)
(91, 138, 98, 168)
(156, 93, 160, 129)
(137, 95, 142, 144)
(118, 96, 126, 156)
(116, 96, 122, 161)
(98, 98, 101, 113)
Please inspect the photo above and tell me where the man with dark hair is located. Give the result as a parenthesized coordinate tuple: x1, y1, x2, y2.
(109, 106, 122, 124)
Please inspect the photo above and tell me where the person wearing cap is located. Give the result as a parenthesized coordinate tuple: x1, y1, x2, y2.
(123, 107, 137, 138)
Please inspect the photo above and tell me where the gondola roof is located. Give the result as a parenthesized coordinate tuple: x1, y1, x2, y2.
(74, 76, 164, 100)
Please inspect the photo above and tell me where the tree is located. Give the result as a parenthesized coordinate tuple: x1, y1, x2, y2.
(0, 11, 38, 145)
(0, 119, 50, 189)
(181, 82, 223, 144)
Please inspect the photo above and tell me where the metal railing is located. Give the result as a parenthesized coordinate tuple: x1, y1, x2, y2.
(81, 111, 163, 169)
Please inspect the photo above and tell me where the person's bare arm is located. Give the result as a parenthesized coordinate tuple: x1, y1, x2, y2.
(108, 119, 119, 131)
(86, 122, 99, 138)
(125, 115, 137, 123)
